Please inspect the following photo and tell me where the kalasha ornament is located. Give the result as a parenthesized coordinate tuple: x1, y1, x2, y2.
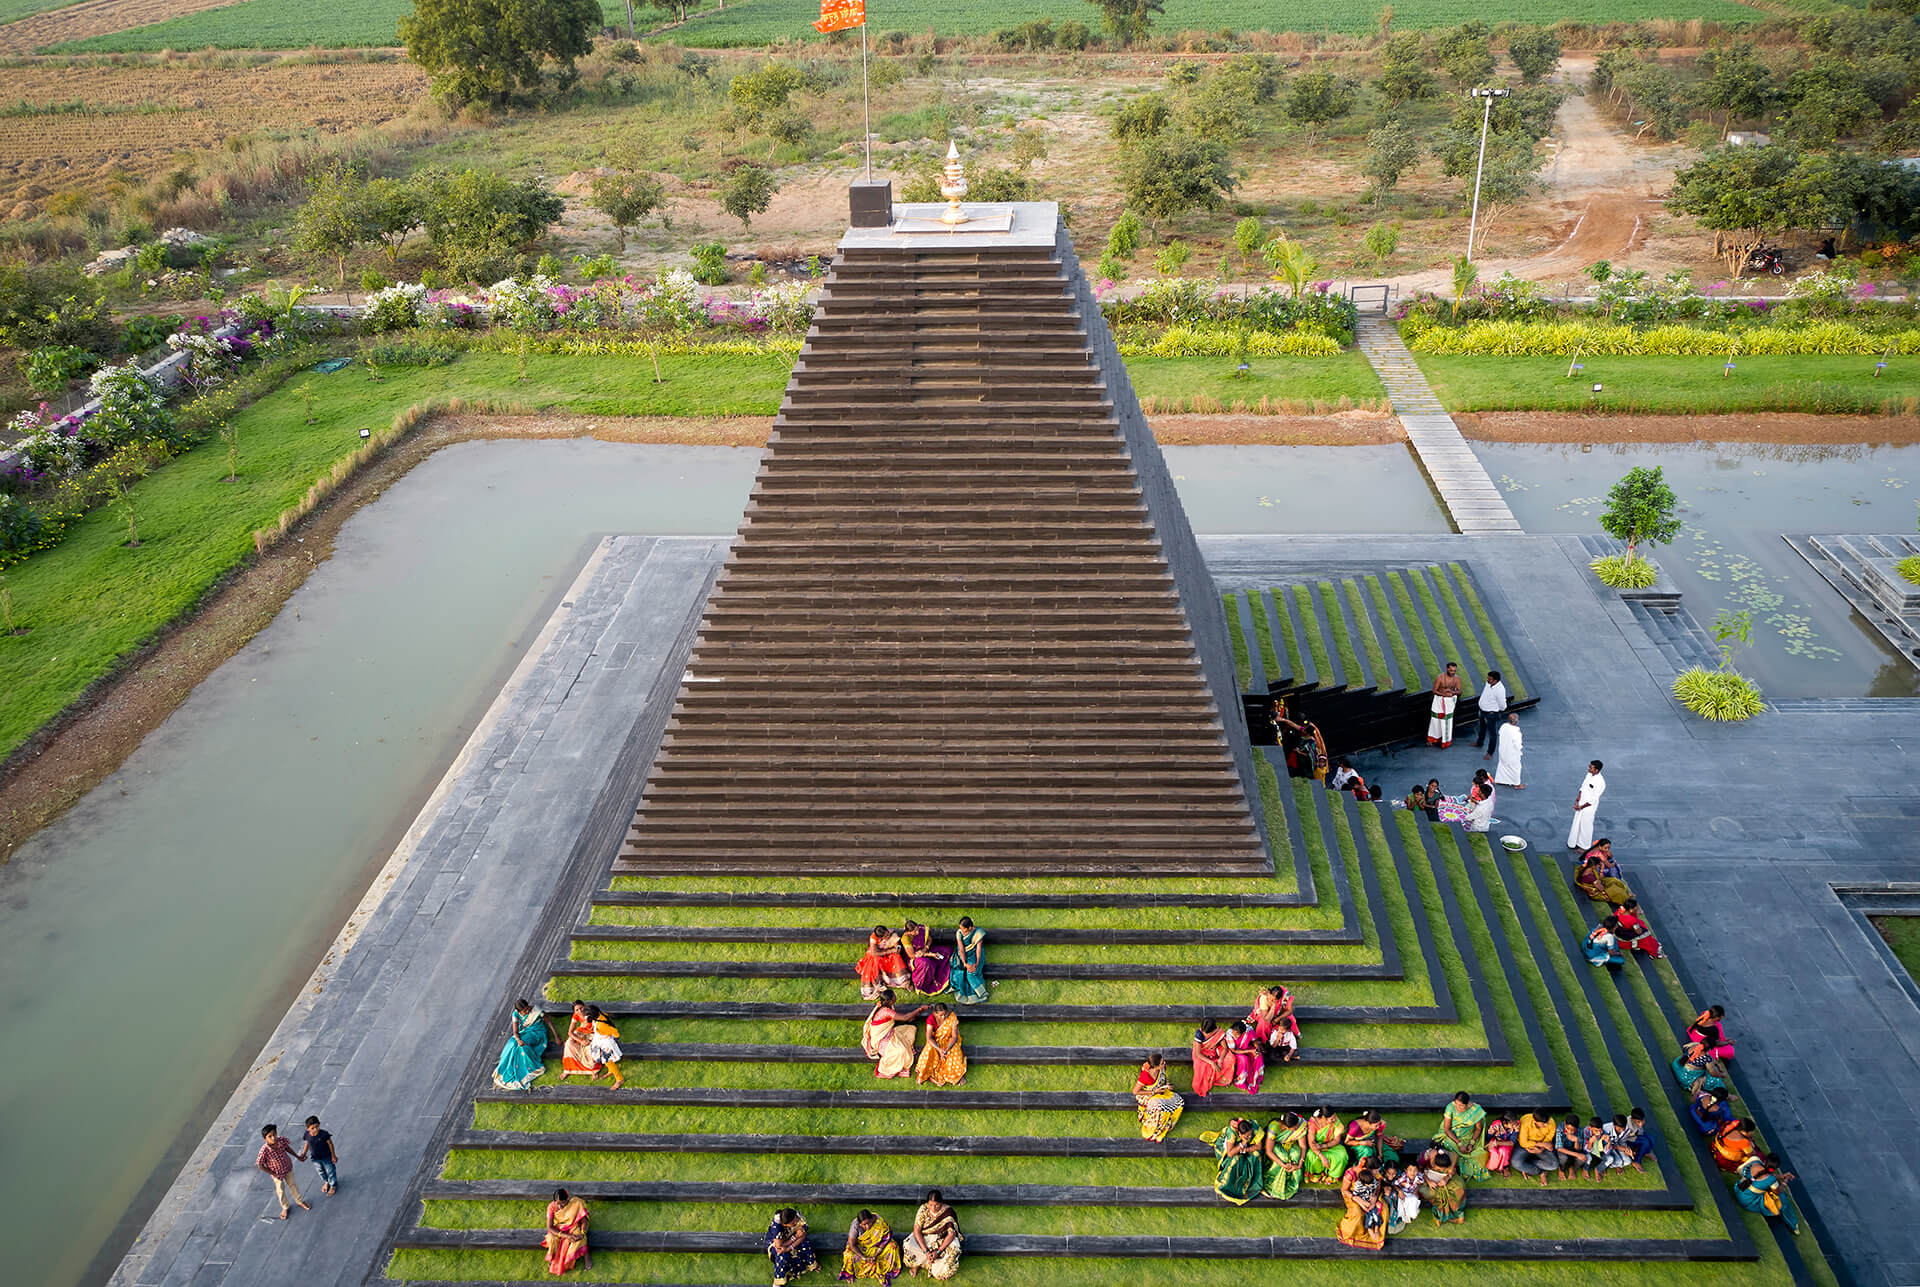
(938, 140, 968, 226)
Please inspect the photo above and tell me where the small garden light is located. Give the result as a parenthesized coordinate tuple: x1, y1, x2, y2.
(359, 428, 371, 441)
(1876, 360, 1889, 377)
(1591, 382, 1604, 395)
(1236, 361, 1251, 377)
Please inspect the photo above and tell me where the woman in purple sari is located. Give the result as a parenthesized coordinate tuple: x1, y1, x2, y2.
(902, 919, 952, 995)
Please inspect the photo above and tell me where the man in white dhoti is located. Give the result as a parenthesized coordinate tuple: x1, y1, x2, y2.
(1494, 713, 1524, 788)
(1566, 760, 1606, 850)
(1427, 662, 1461, 747)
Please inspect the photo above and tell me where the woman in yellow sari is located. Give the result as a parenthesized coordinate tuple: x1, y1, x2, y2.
(543, 1188, 589, 1275)
(1304, 1107, 1350, 1185)
(842, 1209, 902, 1281)
(1261, 1112, 1308, 1200)
(915, 1004, 966, 1086)
(1336, 1162, 1388, 1249)
(901, 1190, 962, 1280)
(1133, 1053, 1185, 1141)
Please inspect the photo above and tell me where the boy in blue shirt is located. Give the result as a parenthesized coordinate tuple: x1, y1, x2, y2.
(297, 1115, 339, 1195)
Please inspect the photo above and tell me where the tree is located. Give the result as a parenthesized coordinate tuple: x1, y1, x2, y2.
(1261, 234, 1318, 299)
(1376, 33, 1434, 106)
(1113, 94, 1172, 142)
(1598, 465, 1682, 565)
(1696, 44, 1775, 138)
(1782, 58, 1877, 147)
(1362, 223, 1400, 267)
(650, 0, 696, 22)
(1232, 216, 1264, 271)
(1087, 0, 1163, 47)
(1450, 254, 1477, 317)
(293, 164, 368, 290)
(417, 168, 565, 282)
(359, 177, 422, 267)
(1505, 28, 1562, 85)
(1117, 133, 1235, 235)
(1362, 120, 1420, 194)
(399, 0, 600, 106)
(727, 62, 808, 130)
(720, 164, 777, 230)
(1435, 22, 1495, 88)
(1286, 71, 1357, 145)
(1667, 145, 1798, 276)
(589, 172, 665, 251)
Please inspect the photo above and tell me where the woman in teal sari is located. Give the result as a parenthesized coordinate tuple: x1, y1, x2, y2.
(1204, 1117, 1265, 1205)
(1262, 1112, 1308, 1200)
(951, 918, 988, 1005)
(1671, 1039, 1729, 1096)
(1734, 1154, 1801, 1234)
(491, 999, 554, 1091)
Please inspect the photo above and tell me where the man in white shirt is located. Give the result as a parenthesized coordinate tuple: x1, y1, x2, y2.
(1473, 669, 1508, 758)
(1566, 760, 1606, 850)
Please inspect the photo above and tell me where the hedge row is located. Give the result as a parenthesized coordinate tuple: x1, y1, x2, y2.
(1115, 326, 1343, 358)
(1404, 319, 1920, 357)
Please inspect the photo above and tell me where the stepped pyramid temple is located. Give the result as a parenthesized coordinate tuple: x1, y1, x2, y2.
(620, 200, 1268, 879)
(377, 192, 1836, 1285)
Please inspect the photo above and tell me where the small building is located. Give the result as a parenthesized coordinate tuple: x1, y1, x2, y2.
(1726, 131, 1772, 147)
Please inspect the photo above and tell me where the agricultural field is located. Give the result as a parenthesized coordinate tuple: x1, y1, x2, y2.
(0, 0, 249, 55)
(46, 0, 628, 53)
(0, 57, 427, 215)
(43, 0, 1777, 53)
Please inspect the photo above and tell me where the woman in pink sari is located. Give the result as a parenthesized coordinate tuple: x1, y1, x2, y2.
(861, 989, 928, 1079)
(1249, 985, 1301, 1060)
(1191, 1017, 1235, 1096)
(902, 919, 952, 994)
(544, 1188, 589, 1275)
(1229, 1020, 1266, 1094)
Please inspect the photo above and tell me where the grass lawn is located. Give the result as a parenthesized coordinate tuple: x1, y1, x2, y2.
(1126, 352, 1385, 412)
(1417, 354, 1920, 414)
(1872, 916, 1920, 986)
(0, 350, 780, 759)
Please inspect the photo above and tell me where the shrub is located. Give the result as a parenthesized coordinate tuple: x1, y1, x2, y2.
(1106, 211, 1144, 260)
(690, 242, 729, 286)
(1590, 553, 1658, 589)
(487, 274, 562, 332)
(86, 364, 172, 449)
(1897, 554, 1920, 586)
(1672, 667, 1765, 721)
(367, 340, 458, 367)
(364, 282, 428, 333)
(1405, 319, 1920, 357)
(23, 345, 94, 395)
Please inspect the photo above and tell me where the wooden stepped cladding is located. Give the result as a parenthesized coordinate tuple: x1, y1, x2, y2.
(1227, 563, 1538, 759)
(619, 236, 1267, 878)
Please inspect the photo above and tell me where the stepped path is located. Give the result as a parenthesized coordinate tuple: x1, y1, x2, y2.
(1355, 316, 1520, 536)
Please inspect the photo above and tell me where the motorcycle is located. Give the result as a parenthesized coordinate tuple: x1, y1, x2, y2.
(1745, 245, 1786, 275)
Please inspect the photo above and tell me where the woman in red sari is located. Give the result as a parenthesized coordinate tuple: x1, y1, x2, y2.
(544, 1188, 589, 1275)
(855, 925, 910, 1000)
(1191, 1018, 1235, 1096)
(1611, 898, 1662, 958)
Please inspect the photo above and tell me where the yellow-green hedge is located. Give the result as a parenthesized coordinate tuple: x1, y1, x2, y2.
(1117, 326, 1344, 358)
(1406, 319, 1920, 357)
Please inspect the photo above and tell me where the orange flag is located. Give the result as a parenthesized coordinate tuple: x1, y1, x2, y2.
(813, 0, 864, 33)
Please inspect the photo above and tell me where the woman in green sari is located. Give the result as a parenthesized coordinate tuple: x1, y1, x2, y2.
(1203, 1117, 1265, 1205)
(1261, 1112, 1308, 1201)
(1303, 1107, 1350, 1185)
(1435, 1092, 1491, 1181)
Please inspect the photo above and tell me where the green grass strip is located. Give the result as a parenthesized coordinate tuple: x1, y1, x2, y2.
(1266, 588, 1305, 680)
(1291, 584, 1332, 677)
(566, 938, 1387, 967)
(1382, 569, 1442, 679)
(1247, 589, 1283, 684)
(1318, 582, 1363, 684)
(1447, 563, 1527, 701)
(1364, 574, 1422, 684)
(1406, 566, 1475, 676)
(1342, 579, 1393, 689)
(1420, 565, 1492, 686)
(1224, 592, 1253, 691)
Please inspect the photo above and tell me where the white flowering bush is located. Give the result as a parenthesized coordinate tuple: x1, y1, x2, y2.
(364, 282, 427, 333)
(87, 363, 172, 448)
(9, 407, 88, 479)
(486, 275, 561, 333)
(750, 279, 818, 334)
(166, 331, 238, 388)
(639, 268, 705, 332)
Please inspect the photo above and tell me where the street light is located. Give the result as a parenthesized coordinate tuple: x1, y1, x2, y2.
(1465, 87, 1512, 265)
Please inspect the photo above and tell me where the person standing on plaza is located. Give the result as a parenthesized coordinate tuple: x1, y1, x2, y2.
(256, 1124, 310, 1220)
(296, 1115, 338, 1196)
(1472, 670, 1508, 758)
(1494, 713, 1524, 789)
(1427, 662, 1461, 747)
(1566, 760, 1606, 851)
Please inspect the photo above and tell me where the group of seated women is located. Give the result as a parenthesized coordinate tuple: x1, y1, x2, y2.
(862, 989, 968, 1085)
(1575, 840, 1663, 967)
(1187, 987, 1303, 1100)
(855, 919, 988, 1005)
(1668, 1006, 1804, 1234)
(766, 1195, 962, 1284)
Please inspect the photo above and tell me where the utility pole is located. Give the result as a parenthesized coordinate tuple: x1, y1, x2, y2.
(1466, 86, 1511, 264)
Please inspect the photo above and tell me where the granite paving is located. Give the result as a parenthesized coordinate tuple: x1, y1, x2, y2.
(1207, 531, 1920, 1287)
(111, 535, 724, 1287)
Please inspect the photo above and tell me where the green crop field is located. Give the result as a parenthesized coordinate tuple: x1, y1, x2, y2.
(0, 0, 82, 25)
(49, 0, 1766, 53)
(49, 0, 629, 53)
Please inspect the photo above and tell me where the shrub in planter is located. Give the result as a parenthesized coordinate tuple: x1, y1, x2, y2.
(364, 282, 427, 333)
(1672, 667, 1765, 721)
(1897, 554, 1920, 586)
(1590, 553, 1658, 589)
(87, 364, 172, 449)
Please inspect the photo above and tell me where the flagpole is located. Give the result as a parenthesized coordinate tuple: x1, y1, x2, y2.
(860, 19, 872, 180)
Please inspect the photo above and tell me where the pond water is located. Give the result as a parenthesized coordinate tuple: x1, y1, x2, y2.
(0, 438, 1446, 1287)
(1475, 441, 1920, 699)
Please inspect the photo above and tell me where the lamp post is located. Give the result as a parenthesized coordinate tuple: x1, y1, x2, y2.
(1465, 87, 1511, 264)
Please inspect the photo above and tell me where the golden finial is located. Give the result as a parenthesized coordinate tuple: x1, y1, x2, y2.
(939, 139, 969, 225)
